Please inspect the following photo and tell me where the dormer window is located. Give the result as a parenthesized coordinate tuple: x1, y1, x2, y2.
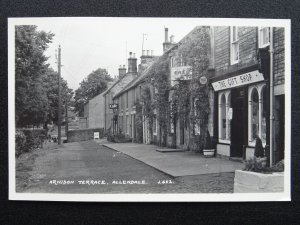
(230, 26, 239, 65)
(258, 27, 270, 48)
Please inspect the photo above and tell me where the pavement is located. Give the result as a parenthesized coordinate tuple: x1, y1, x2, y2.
(98, 139, 244, 177)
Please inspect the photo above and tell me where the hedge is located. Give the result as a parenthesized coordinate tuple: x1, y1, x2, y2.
(15, 128, 46, 157)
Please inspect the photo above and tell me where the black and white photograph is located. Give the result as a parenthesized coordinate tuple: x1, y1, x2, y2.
(8, 17, 291, 202)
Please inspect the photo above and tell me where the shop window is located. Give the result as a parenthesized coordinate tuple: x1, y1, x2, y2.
(251, 89, 259, 141)
(220, 94, 226, 139)
(248, 83, 267, 146)
(258, 27, 270, 48)
(218, 91, 231, 143)
(261, 87, 267, 143)
(230, 26, 239, 65)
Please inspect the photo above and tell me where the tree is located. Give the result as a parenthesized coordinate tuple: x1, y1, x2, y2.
(15, 25, 54, 127)
(41, 68, 73, 128)
(74, 68, 113, 116)
(15, 25, 73, 130)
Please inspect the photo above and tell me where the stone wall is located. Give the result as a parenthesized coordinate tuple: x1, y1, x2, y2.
(214, 26, 258, 75)
(214, 26, 230, 72)
(67, 128, 104, 142)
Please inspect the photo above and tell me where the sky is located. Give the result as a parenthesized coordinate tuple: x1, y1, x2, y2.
(18, 17, 208, 91)
(11, 17, 288, 91)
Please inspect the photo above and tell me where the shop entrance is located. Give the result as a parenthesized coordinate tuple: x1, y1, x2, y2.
(230, 87, 247, 157)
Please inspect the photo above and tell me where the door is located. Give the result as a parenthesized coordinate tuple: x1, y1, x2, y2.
(230, 87, 247, 157)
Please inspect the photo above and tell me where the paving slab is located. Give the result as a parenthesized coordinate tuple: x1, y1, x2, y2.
(101, 142, 244, 177)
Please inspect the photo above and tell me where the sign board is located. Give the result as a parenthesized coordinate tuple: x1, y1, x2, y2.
(212, 70, 264, 91)
(228, 108, 233, 120)
(170, 66, 192, 86)
(94, 132, 99, 139)
(199, 76, 207, 85)
(109, 103, 118, 109)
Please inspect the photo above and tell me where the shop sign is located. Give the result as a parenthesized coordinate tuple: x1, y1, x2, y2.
(170, 66, 192, 86)
(212, 70, 264, 91)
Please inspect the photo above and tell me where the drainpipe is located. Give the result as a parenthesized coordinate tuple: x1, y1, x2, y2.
(269, 27, 274, 167)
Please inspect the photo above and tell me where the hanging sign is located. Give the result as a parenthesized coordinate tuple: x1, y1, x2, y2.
(109, 103, 118, 109)
(170, 66, 192, 86)
(212, 70, 264, 91)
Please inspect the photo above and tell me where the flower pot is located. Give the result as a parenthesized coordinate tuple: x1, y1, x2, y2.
(203, 149, 215, 157)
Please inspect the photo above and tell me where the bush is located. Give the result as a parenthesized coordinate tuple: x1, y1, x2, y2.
(254, 136, 265, 157)
(15, 130, 26, 157)
(106, 130, 132, 143)
(15, 128, 46, 157)
(243, 157, 284, 173)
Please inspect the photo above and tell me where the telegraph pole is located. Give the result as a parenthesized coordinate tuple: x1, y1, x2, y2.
(58, 45, 62, 145)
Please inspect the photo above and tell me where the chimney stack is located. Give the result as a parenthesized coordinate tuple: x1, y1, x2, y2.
(165, 27, 169, 42)
(118, 64, 126, 78)
(163, 27, 172, 53)
(128, 52, 137, 74)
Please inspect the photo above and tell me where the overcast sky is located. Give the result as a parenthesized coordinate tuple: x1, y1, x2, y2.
(17, 17, 208, 90)
(11, 17, 287, 90)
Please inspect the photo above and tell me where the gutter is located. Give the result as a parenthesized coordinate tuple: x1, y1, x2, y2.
(269, 27, 274, 167)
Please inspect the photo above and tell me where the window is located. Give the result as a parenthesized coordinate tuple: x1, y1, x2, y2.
(171, 57, 174, 67)
(170, 102, 175, 134)
(126, 115, 130, 134)
(248, 84, 267, 146)
(258, 27, 270, 48)
(251, 89, 259, 141)
(153, 114, 157, 135)
(179, 54, 187, 66)
(230, 26, 239, 64)
(218, 91, 231, 143)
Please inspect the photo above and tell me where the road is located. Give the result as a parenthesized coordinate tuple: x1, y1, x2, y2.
(16, 141, 235, 193)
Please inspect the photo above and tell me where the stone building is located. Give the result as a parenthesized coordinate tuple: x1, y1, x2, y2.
(210, 26, 285, 164)
(104, 25, 285, 165)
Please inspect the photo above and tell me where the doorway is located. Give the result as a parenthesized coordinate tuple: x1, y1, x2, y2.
(230, 87, 247, 157)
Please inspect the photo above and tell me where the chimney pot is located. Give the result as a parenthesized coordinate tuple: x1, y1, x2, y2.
(129, 52, 132, 58)
(142, 50, 145, 56)
(123, 65, 125, 68)
(133, 53, 136, 58)
(147, 50, 149, 56)
(151, 50, 154, 56)
(170, 35, 174, 43)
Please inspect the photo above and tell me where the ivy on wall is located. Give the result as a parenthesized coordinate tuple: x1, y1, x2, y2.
(175, 26, 211, 151)
(133, 26, 212, 150)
